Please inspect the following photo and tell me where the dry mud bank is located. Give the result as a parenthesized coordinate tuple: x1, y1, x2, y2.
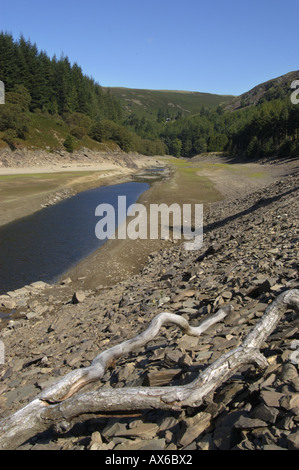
(64, 155, 296, 291)
(0, 148, 160, 227)
(0, 155, 298, 450)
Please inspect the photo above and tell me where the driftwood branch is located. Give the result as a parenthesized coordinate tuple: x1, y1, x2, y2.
(0, 289, 298, 450)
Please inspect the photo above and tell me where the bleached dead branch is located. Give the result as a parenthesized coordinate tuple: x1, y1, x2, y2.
(0, 289, 298, 450)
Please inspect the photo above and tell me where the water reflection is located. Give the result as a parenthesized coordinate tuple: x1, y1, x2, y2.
(0, 181, 149, 294)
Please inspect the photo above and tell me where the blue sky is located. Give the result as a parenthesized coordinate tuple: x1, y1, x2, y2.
(1, 0, 298, 95)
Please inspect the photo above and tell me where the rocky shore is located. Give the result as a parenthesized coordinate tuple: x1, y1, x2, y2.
(0, 160, 298, 450)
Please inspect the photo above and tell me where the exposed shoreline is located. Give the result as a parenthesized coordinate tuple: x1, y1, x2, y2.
(0, 149, 162, 227)
(0, 152, 296, 297)
(62, 155, 298, 292)
(0, 155, 298, 450)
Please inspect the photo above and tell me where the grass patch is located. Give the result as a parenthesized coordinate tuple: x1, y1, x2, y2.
(155, 158, 223, 206)
(246, 171, 265, 178)
(0, 171, 96, 181)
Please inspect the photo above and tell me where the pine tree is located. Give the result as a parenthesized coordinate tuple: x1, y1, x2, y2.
(63, 134, 74, 153)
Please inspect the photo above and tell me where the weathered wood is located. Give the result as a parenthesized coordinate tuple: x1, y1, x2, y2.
(39, 305, 232, 404)
(0, 290, 298, 450)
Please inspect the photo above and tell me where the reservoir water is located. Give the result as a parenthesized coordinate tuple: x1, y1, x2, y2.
(0, 181, 149, 295)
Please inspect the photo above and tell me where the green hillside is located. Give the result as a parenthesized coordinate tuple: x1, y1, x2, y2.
(0, 32, 298, 160)
(104, 87, 234, 120)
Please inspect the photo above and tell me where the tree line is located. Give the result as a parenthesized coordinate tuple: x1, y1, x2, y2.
(0, 32, 298, 159)
(160, 98, 299, 159)
(0, 32, 123, 120)
(0, 32, 165, 154)
(117, 88, 299, 160)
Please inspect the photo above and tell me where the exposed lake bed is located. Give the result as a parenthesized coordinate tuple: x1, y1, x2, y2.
(0, 154, 298, 451)
(0, 152, 295, 305)
(0, 180, 151, 295)
(0, 150, 160, 227)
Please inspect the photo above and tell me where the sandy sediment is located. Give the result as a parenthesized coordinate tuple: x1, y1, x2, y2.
(0, 148, 161, 227)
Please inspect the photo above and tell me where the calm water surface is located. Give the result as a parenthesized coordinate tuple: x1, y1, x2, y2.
(0, 181, 149, 295)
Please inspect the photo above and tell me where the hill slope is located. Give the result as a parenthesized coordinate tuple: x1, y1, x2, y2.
(104, 87, 234, 120)
(225, 70, 299, 111)
(0, 30, 297, 160)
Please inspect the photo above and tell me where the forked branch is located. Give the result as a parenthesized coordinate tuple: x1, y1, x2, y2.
(0, 289, 298, 450)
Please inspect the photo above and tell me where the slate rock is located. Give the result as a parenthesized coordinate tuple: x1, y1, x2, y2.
(113, 422, 159, 439)
(260, 390, 285, 407)
(286, 429, 299, 450)
(247, 280, 271, 298)
(114, 438, 166, 451)
(212, 426, 234, 450)
(178, 412, 211, 447)
(234, 415, 268, 429)
(250, 403, 279, 424)
(279, 363, 298, 382)
(164, 349, 184, 366)
(72, 291, 86, 304)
